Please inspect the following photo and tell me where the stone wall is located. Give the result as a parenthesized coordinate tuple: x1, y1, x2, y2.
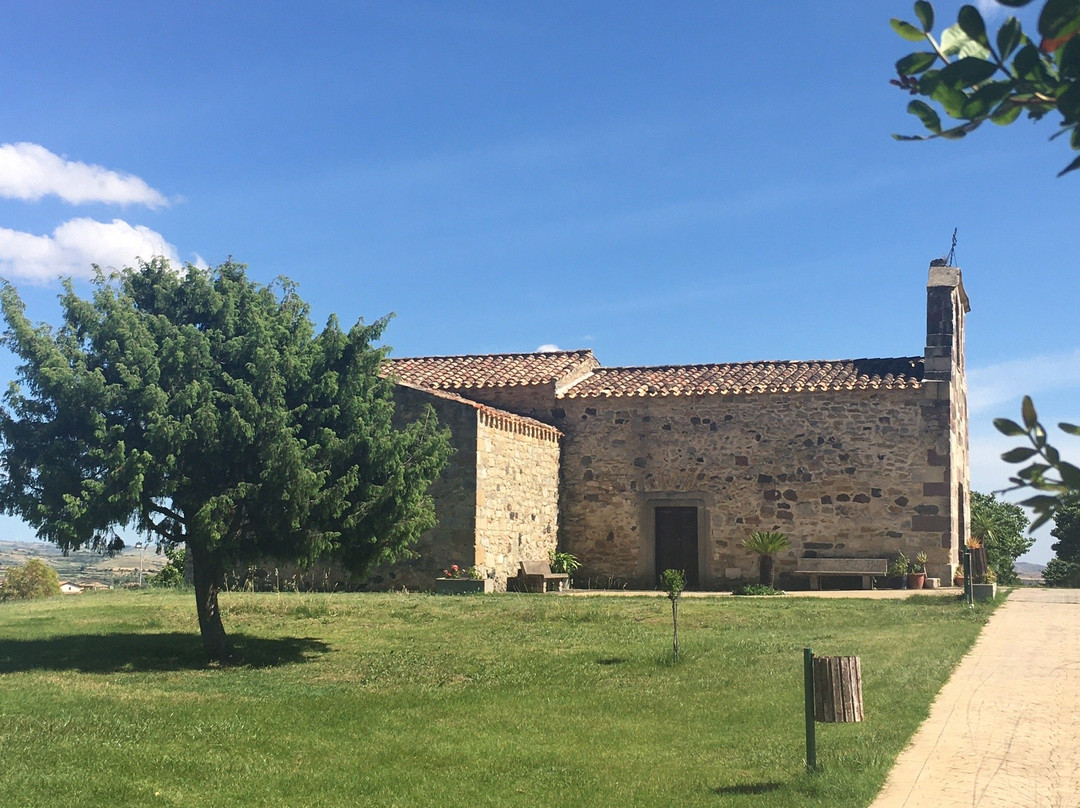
(365, 385, 480, 590)
(923, 266, 971, 581)
(474, 410, 561, 588)
(455, 382, 563, 425)
(555, 386, 959, 588)
(373, 385, 561, 591)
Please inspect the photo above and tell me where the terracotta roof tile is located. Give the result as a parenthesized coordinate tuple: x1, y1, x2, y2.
(560, 357, 924, 398)
(386, 350, 598, 390)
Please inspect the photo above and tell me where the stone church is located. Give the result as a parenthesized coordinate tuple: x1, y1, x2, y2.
(379, 263, 970, 590)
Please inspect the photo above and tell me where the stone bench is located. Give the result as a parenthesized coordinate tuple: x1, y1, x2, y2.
(795, 558, 888, 590)
(510, 560, 570, 593)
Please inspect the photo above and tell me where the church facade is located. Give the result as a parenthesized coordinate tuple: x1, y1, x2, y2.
(377, 264, 970, 590)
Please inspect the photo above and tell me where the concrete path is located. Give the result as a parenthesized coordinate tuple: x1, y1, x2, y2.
(870, 588, 1080, 808)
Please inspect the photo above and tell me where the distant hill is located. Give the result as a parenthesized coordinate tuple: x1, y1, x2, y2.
(0, 539, 164, 587)
(1015, 561, 1046, 586)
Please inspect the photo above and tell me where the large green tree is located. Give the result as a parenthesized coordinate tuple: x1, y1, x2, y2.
(0, 260, 451, 659)
(0, 559, 61, 601)
(970, 490, 1033, 583)
(1042, 492, 1080, 585)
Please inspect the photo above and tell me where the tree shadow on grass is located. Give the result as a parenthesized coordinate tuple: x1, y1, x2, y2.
(0, 632, 330, 673)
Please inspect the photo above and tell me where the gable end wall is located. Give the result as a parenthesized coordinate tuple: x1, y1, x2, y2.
(475, 413, 561, 589)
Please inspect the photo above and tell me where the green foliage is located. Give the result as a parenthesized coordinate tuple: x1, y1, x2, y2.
(0, 260, 451, 659)
(888, 552, 912, 577)
(1042, 557, 1080, 586)
(891, 1, 1080, 175)
(0, 559, 61, 601)
(150, 545, 187, 588)
(549, 550, 581, 576)
(659, 567, 685, 600)
(1050, 491, 1080, 560)
(658, 567, 685, 661)
(915, 551, 929, 573)
(1043, 492, 1080, 586)
(743, 530, 790, 586)
(733, 583, 784, 596)
(970, 491, 1032, 584)
(994, 396, 1080, 529)
(743, 530, 790, 556)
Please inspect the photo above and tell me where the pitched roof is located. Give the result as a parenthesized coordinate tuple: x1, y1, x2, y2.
(396, 382, 561, 441)
(560, 357, 924, 398)
(385, 350, 598, 390)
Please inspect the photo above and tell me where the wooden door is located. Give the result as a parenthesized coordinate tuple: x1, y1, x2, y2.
(654, 506, 699, 588)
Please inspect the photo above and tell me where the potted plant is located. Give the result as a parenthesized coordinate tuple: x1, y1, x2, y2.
(435, 564, 493, 594)
(971, 567, 997, 601)
(549, 550, 581, 587)
(887, 552, 910, 589)
(907, 551, 927, 590)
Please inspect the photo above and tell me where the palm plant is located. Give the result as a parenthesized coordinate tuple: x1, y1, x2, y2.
(743, 531, 790, 587)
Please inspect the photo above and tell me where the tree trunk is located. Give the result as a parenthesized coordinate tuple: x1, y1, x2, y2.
(670, 597, 680, 661)
(189, 542, 231, 662)
(760, 555, 775, 587)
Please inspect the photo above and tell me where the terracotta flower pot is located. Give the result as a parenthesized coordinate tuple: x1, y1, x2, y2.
(906, 572, 926, 590)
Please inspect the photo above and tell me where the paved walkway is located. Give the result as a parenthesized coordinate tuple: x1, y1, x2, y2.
(870, 588, 1080, 808)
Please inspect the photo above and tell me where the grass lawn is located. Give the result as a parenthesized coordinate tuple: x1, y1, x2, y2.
(0, 589, 1000, 807)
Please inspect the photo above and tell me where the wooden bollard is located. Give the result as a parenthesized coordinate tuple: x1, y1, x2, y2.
(812, 655, 864, 723)
(804, 650, 864, 772)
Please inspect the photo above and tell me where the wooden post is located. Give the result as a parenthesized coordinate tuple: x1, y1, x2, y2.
(963, 548, 973, 606)
(804, 648, 817, 772)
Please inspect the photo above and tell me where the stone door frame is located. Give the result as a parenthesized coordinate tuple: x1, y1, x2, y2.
(639, 492, 713, 588)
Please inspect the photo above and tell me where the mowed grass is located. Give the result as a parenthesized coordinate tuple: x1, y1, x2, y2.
(0, 589, 999, 808)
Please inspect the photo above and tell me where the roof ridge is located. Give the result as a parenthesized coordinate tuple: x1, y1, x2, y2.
(387, 348, 594, 361)
(592, 356, 923, 372)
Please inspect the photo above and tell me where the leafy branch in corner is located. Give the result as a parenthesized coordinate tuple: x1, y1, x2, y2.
(891, 0, 1080, 175)
(994, 395, 1080, 528)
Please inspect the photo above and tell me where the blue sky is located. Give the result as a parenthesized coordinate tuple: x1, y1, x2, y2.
(0, 1, 1076, 562)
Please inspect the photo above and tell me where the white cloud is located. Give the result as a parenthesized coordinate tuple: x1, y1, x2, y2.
(0, 143, 168, 208)
(968, 349, 1080, 413)
(535, 344, 562, 353)
(0, 218, 182, 282)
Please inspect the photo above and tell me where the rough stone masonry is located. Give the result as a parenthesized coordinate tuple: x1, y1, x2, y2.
(384, 262, 969, 591)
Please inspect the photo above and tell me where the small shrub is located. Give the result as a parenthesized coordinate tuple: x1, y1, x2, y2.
(659, 568, 685, 661)
(734, 583, 784, 596)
